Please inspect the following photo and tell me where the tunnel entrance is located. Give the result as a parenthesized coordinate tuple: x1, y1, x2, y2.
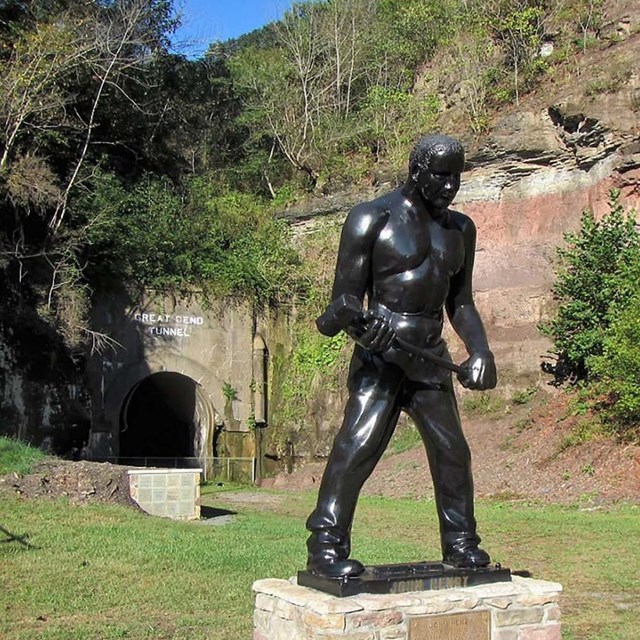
(119, 372, 213, 467)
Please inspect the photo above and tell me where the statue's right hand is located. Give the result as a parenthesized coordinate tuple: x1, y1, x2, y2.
(457, 351, 497, 390)
(346, 310, 395, 353)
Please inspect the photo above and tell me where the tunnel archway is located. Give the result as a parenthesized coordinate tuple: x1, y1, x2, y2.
(119, 372, 215, 467)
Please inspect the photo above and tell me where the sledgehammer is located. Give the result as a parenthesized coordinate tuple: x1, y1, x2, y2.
(316, 294, 467, 376)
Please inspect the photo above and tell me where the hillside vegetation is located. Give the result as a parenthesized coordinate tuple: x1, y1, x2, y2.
(1, 0, 638, 443)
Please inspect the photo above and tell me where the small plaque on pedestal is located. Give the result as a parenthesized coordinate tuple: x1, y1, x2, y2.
(409, 611, 490, 639)
(297, 561, 511, 597)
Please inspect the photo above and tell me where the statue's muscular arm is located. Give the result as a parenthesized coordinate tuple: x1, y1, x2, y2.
(330, 201, 396, 352)
(446, 212, 497, 390)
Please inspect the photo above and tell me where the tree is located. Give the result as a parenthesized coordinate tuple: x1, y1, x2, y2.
(229, 0, 372, 186)
(0, 0, 178, 352)
(437, 20, 497, 134)
(484, 0, 546, 104)
(228, 0, 454, 185)
(141, 55, 241, 177)
(48, 0, 178, 232)
(371, 0, 448, 80)
(0, 16, 90, 172)
(572, 0, 604, 53)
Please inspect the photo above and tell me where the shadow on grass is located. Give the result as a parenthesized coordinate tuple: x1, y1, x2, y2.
(200, 506, 237, 519)
(512, 569, 533, 578)
(0, 524, 37, 549)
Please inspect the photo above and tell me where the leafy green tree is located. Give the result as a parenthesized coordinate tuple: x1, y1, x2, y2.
(81, 172, 304, 306)
(361, 87, 440, 168)
(541, 190, 640, 382)
(0, 0, 179, 351)
(230, 44, 307, 182)
(372, 0, 448, 80)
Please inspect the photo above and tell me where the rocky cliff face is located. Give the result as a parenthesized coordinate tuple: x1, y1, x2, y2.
(457, 28, 639, 375)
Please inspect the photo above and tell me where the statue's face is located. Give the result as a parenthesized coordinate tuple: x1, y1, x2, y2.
(413, 150, 464, 210)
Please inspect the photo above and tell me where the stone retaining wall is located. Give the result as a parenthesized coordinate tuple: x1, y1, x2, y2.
(253, 575, 562, 640)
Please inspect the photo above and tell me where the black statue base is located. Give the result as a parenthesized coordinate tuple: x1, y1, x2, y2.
(298, 562, 511, 597)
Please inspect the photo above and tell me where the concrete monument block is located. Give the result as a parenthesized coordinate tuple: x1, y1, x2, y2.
(128, 468, 201, 520)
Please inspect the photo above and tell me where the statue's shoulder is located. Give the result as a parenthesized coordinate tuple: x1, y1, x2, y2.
(344, 190, 398, 237)
(449, 209, 476, 235)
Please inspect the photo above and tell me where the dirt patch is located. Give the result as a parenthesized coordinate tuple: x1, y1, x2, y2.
(0, 459, 139, 508)
(267, 389, 640, 506)
(213, 491, 285, 507)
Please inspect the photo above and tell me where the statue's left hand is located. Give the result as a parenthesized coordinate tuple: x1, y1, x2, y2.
(457, 351, 497, 390)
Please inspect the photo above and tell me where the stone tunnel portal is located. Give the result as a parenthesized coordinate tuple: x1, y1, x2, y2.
(119, 372, 214, 467)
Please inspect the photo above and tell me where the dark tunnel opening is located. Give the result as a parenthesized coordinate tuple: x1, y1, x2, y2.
(119, 372, 197, 463)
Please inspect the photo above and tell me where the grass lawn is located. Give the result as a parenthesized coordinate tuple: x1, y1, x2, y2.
(0, 436, 47, 475)
(1, 486, 638, 639)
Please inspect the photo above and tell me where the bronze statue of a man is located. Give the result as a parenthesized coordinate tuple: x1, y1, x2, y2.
(306, 134, 497, 579)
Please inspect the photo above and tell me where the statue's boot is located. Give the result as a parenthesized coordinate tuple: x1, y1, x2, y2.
(442, 534, 490, 568)
(306, 528, 365, 578)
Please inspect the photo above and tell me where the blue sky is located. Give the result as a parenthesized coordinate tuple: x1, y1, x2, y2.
(172, 0, 293, 58)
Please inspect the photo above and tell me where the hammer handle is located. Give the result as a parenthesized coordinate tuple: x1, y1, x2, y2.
(393, 336, 467, 376)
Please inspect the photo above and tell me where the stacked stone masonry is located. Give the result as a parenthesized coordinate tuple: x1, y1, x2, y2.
(253, 576, 562, 640)
(128, 468, 202, 520)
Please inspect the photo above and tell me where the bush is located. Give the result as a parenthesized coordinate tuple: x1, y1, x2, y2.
(81, 172, 305, 307)
(542, 190, 640, 433)
(541, 190, 640, 381)
(588, 281, 640, 430)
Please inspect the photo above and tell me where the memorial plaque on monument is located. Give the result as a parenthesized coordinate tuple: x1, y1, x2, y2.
(408, 611, 490, 640)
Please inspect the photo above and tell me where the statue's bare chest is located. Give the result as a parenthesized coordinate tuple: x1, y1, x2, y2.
(372, 214, 464, 280)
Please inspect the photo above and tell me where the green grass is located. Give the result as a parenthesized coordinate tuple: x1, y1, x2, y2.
(0, 436, 47, 475)
(557, 415, 610, 453)
(387, 424, 423, 454)
(1, 488, 639, 639)
(511, 386, 538, 406)
(461, 391, 506, 417)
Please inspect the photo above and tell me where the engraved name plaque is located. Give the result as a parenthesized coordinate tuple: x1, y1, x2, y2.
(409, 611, 490, 640)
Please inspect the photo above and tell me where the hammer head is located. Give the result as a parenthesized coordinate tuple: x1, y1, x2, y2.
(316, 294, 362, 337)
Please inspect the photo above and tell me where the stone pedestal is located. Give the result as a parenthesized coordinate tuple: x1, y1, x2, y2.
(253, 575, 562, 640)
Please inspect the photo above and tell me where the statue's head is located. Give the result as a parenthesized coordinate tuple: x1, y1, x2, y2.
(409, 134, 465, 174)
(409, 134, 465, 210)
